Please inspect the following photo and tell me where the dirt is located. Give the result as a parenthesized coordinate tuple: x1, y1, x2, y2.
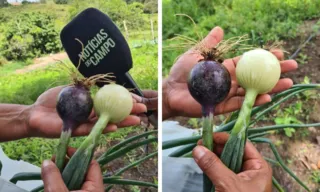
(282, 19, 320, 84)
(15, 52, 68, 74)
(94, 130, 158, 192)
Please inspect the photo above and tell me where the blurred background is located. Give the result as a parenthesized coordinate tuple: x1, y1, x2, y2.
(163, 0, 320, 191)
(0, 0, 158, 191)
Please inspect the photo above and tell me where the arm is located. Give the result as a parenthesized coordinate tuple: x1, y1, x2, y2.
(0, 104, 31, 142)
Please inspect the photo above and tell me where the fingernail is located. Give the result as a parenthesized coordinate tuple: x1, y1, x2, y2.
(193, 146, 207, 162)
(42, 160, 52, 167)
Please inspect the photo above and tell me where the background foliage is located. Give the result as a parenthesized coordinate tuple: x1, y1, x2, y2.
(162, 0, 320, 75)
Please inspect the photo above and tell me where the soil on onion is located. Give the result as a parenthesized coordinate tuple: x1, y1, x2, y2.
(167, 19, 320, 191)
(94, 129, 158, 192)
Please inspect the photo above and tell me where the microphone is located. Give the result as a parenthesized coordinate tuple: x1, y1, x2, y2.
(60, 8, 157, 128)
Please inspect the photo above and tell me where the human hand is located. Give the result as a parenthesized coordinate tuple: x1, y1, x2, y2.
(41, 148, 104, 192)
(27, 86, 147, 138)
(193, 132, 272, 192)
(132, 90, 158, 124)
(162, 26, 298, 119)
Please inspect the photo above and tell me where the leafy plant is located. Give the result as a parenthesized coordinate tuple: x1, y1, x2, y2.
(274, 101, 303, 137)
(55, 0, 68, 4)
(162, 0, 320, 75)
(0, 12, 62, 60)
(310, 170, 320, 184)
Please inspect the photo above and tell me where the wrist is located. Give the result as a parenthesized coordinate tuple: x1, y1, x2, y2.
(23, 104, 35, 137)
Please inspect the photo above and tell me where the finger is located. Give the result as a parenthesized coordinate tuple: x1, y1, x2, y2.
(230, 50, 286, 67)
(192, 146, 237, 186)
(116, 115, 141, 127)
(216, 94, 271, 115)
(132, 95, 157, 111)
(242, 141, 264, 161)
(131, 103, 147, 114)
(201, 26, 224, 49)
(142, 90, 158, 98)
(67, 147, 77, 157)
(41, 160, 68, 192)
(270, 49, 284, 61)
(280, 60, 298, 73)
(241, 141, 270, 173)
(236, 78, 294, 96)
(268, 78, 293, 93)
(197, 132, 230, 145)
(73, 123, 117, 136)
(197, 133, 230, 156)
(82, 160, 104, 191)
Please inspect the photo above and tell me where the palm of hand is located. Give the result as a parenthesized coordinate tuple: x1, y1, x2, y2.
(164, 27, 297, 119)
(28, 86, 65, 138)
(27, 86, 146, 138)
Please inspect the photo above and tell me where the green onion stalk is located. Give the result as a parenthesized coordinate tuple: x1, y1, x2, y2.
(220, 49, 281, 173)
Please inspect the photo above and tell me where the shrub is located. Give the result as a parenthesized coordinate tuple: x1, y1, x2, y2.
(0, 12, 62, 61)
(0, 0, 8, 7)
(22, 0, 31, 5)
(68, 0, 145, 30)
(143, 0, 157, 14)
(54, 0, 68, 4)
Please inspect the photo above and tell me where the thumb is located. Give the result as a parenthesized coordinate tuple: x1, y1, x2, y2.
(192, 146, 238, 187)
(201, 26, 224, 49)
(41, 160, 68, 192)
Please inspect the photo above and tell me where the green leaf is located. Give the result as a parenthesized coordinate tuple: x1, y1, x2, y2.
(9, 172, 41, 184)
(251, 138, 310, 191)
(103, 178, 157, 188)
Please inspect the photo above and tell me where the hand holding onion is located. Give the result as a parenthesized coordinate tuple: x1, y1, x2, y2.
(26, 85, 147, 138)
(162, 26, 298, 120)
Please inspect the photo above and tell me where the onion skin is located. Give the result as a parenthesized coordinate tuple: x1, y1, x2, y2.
(188, 60, 231, 107)
(94, 84, 133, 123)
(57, 85, 93, 127)
(187, 60, 231, 192)
(236, 49, 280, 94)
(55, 85, 93, 171)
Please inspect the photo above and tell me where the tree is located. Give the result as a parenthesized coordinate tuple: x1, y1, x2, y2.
(0, 13, 62, 60)
(68, 0, 145, 30)
(143, 0, 157, 13)
(0, 0, 8, 7)
(54, 0, 68, 4)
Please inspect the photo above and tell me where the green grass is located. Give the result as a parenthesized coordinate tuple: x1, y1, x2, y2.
(0, 3, 70, 30)
(0, 61, 30, 76)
